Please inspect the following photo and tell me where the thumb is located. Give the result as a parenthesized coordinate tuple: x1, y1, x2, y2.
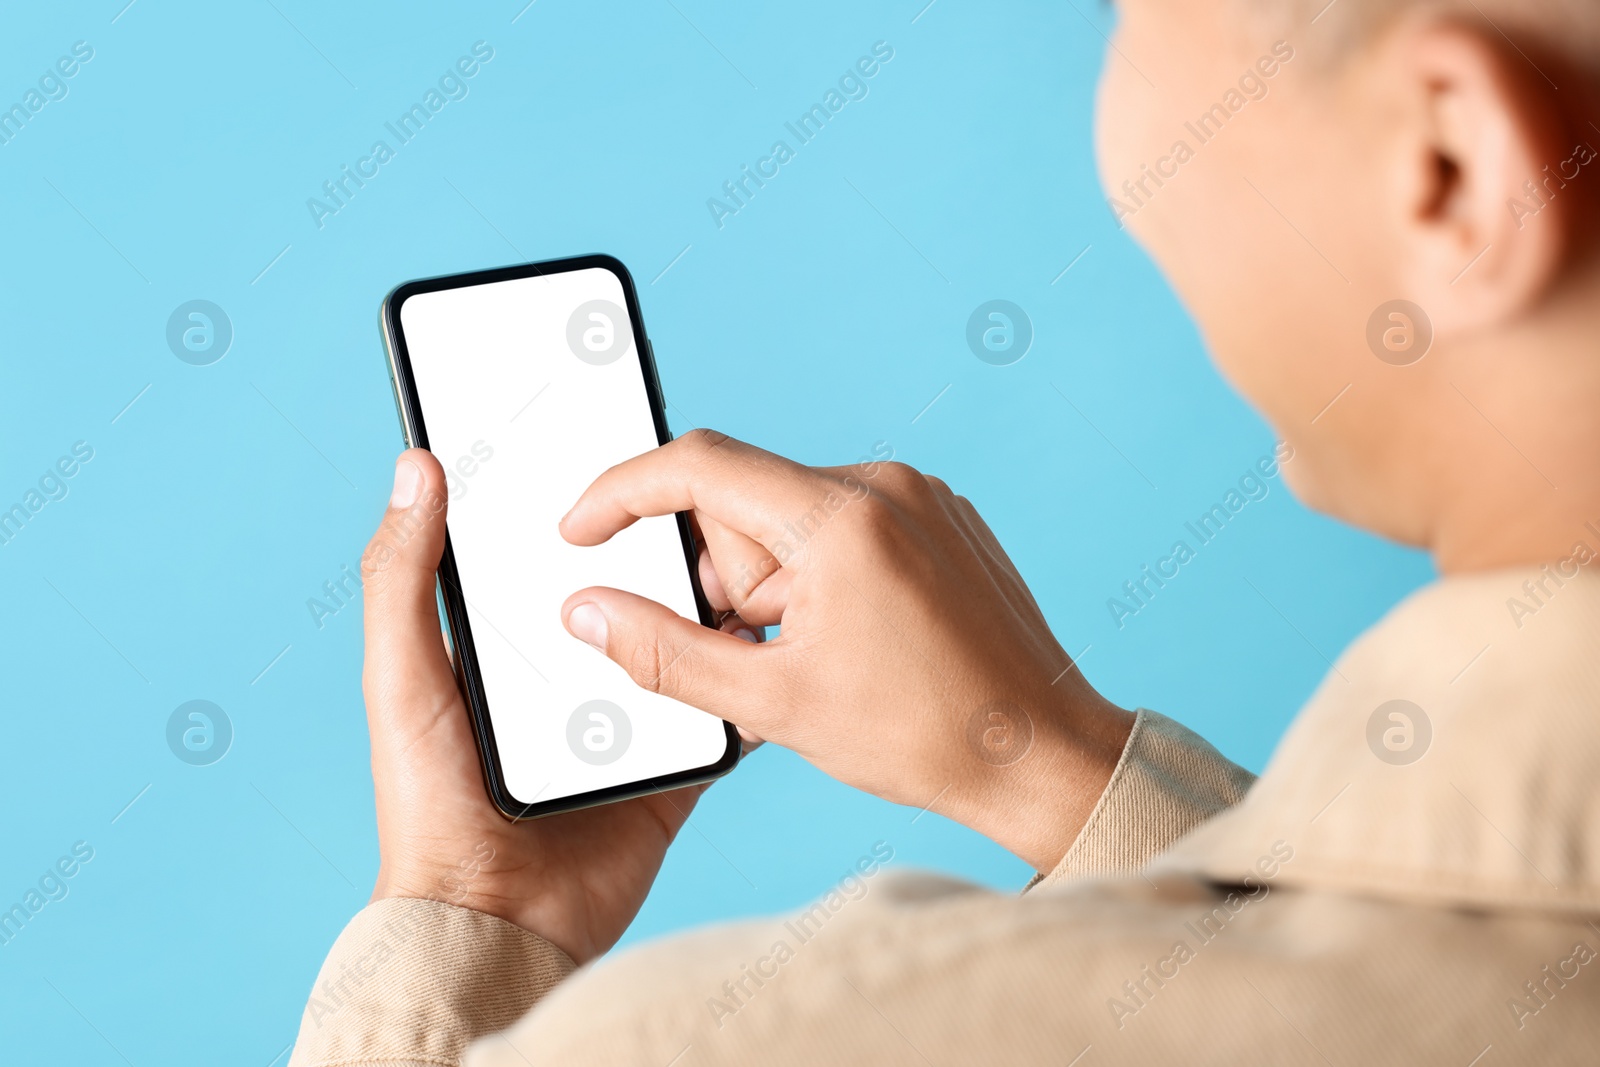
(561, 587, 769, 727)
(361, 449, 457, 722)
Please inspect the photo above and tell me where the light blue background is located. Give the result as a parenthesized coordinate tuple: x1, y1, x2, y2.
(0, 2, 1431, 1063)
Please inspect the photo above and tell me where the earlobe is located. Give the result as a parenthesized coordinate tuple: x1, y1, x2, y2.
(1385, 20, 1577, 331)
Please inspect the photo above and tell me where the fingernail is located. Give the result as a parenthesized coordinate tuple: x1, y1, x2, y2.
(391, 457, 423, 509)
(567, 603, 608, 651)
(733, 627, 758, 644)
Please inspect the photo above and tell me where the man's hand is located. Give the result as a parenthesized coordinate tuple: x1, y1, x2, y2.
(559, 431, 1134, 873)
(360, 449, 753, 964)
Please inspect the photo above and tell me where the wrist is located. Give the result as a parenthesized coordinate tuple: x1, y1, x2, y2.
(950, 694, 1135, 873)
(372, 857, 601, 965)
(371, 842, 505, 920)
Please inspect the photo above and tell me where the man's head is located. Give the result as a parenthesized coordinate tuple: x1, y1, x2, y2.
(1097, 0, 1600, 569)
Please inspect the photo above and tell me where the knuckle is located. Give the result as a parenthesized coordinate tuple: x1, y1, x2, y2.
(876, 460, 923, 490)
(360, 490, 448, 587)
(684, 427, 731, 452)
(627, 636, 677, 695)
(360, 534, 398, 586)
(873, 461, 939, 507)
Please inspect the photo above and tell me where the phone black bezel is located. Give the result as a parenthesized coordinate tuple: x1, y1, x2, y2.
(379, 253, 741, 820)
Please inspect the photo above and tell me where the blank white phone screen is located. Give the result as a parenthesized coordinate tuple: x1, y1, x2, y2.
(397, 266, 727, 806)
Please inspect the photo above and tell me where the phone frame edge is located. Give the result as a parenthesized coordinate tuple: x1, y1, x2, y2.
(377, 253, 742, 821)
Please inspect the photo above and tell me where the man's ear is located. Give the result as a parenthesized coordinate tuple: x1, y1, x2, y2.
(1377, 18, 1582, 332)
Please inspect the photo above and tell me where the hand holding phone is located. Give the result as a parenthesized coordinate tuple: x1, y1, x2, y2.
(381, 256, 740, 819)
(359, 447, 757, 963)
(360, 255, 753, 958)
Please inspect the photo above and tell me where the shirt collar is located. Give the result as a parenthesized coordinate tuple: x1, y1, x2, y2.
(1154, 563, 1600, 916)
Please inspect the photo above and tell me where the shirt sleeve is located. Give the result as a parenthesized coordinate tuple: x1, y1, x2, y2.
(451, 712, 1259, 1067)
(287, 896, 576, 1067)
(1029, 707, 1256, 889)
(288, 709, 1249, 1066)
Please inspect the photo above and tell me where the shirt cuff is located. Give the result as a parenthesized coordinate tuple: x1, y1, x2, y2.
(1026, 708, 1256, 892)
(288, 897, 577, 1067)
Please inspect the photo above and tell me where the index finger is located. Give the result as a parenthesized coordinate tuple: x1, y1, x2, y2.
(559, 429, 832, 551)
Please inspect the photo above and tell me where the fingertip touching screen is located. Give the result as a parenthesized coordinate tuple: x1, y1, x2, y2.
(394, 264, 730, 808)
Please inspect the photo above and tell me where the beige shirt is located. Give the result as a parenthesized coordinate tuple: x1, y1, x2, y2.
(289, 567, 1600, 1065)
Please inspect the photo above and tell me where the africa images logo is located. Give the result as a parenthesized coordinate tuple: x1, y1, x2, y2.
(566, 700, 631, 766)
(1107, 41, 1294, 225)
(566, 301, 632, 366)
(305, 42, 495, 229)
(966, 300, 1033, 366)
(706, 41, 895, 230)
(166, 300, 233, 366)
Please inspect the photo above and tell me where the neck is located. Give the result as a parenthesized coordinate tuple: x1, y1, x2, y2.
(1426, 289, 1600, 574)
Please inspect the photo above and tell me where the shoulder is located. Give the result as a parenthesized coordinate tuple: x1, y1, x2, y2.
(469, 872, 1600, 1065)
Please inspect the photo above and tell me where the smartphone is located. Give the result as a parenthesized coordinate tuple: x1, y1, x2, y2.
(380, 255, 740, 819)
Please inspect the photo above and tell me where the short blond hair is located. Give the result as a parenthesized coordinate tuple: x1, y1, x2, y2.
(1256, 0, 1600, 78)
